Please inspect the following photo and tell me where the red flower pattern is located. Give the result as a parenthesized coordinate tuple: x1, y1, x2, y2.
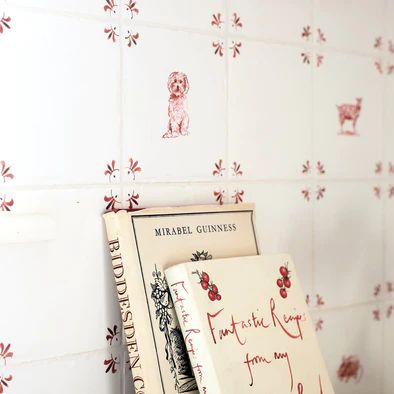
(211, 13, 224, 29)
(375, 60, 383, 74)
(104, 160, 119, 181)
(301, 52, 311, 64)
(316, 54, 324, 67)
(231, 161, 243, 176)
(126, 190, 139, 209)
(316, 294, 325, 307)
(375, 162, 383, 174)
(126, 157, 141, 180)
(231, 13, 243, 30)
(232, 189, 244, 204)
(373, 186, 381, 199)
(103, 1, 139, 47)
(373, 308, 380, 321)
(315, 318, 324, 332)
(104, 354, 120, 374)
(125, 1, 139, 18)
(389, 162, 394, 175)
(0, 13, 11, 34)
(389, 186, 394, 199)
(374, 36, 383, 49)
(373, 284, 381, 297)
(0, 344, 13, 366)
(0, 375, 12, 394)
(302, 160, 311, 174)
(0, 196, 14, 212)
(316, 161, 325, 175)
(387, 281, 394, 294)
(212, 41, 224, 57)
(389, 40, 394, 54)
(0, 161, 14, 183)
(316, 28, 326, 44)
(301, 26, 311, 40)
(230, 41, 242, 58)
(103, 0, 117, 14)
(104, 26, 119, 42)
(213, 189, 225, 205)
(104, 191, 121, 212)
(106, 325, 120, 346)
(316, 186, 326, 200)
(337, 356, 363, 383)
(0, 343, 14, 393)
(125, 31, 139, 47)
(302, 188, 311, 201)
(387, 305, 394, 318)
(212, 159, 225, 176)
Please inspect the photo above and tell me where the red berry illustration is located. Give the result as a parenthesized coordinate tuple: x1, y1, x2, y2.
(280, 288, 288, 299)
(279, 266, 288, 277)
(201, 272, 209, 282)
(276, 278, 283, 288)
(208, 290, 216, 301)
(211, 284, 218, 294)
(284, 278, 291, 288)
(216, 294, 222, 301)
(201, 281, 209, 290)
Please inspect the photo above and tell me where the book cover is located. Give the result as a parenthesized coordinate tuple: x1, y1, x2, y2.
(165, 255, 334, 393)
(103, 204, 259, 394)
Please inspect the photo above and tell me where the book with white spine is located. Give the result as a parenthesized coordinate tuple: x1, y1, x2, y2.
(165, 254, 334, 394)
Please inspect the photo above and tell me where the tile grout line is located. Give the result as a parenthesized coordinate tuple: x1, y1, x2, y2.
(2, 177, 394, 193)
(224, 0, 230, 203)
(381, 2, 388, 392)
(311, 0, 317, 301)
(118, 4, 126, 391)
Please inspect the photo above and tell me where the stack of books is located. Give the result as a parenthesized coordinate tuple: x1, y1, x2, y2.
(103, 204, 333, 394)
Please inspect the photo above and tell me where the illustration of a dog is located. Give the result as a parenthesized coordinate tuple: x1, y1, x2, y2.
(337, 97, 362, 135)
(162, 71, 190, 138)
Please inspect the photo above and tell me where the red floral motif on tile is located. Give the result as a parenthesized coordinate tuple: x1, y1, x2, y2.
(337, 356, 363, 383)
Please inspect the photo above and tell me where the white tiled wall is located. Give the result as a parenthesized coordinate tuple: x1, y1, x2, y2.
(0, 1, 393, 393)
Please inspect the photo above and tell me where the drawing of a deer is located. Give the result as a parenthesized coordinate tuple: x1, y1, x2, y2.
(337, 97, 362, 135)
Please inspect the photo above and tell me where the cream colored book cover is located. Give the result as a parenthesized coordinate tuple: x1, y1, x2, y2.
(165, 255, 334, 394)
(103, 204, 259, 394)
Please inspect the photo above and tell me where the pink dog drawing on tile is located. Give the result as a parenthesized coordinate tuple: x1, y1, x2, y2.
(336, 97, 362, 136)
(162, 71, 190, 138)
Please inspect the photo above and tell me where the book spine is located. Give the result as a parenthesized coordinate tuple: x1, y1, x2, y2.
(103, 213, 146, 394)
(166, 265, 222, 394)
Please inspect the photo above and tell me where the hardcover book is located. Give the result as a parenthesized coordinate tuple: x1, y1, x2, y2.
(165, 255, 334, 393)
(103, 204, 259, 394)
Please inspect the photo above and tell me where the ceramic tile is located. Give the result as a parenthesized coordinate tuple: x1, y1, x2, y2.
(383, 300, 394, 393)
(384, 78, 394, 174)
(121, 182, 229, 209)
(314, 51, 383, 179)
(234, 182, 313, 295)
(315, 305, 383, 394)
(0, 8, 120, 186)
(2, 350, 122, 394)
(122, 25, 226, 182)
(314, 182, 383, 308)
(0, 188, 121, 362)
(384, 181, 394, 283)
(228, 0, 312, 43)
(6, 0, 114, 18)
(135, 0, 225, 31)
(315, 0, 385, 54)
(228, 42, 312, 180)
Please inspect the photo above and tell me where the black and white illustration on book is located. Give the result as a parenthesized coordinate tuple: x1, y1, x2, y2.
(150, 251, 213, 393)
